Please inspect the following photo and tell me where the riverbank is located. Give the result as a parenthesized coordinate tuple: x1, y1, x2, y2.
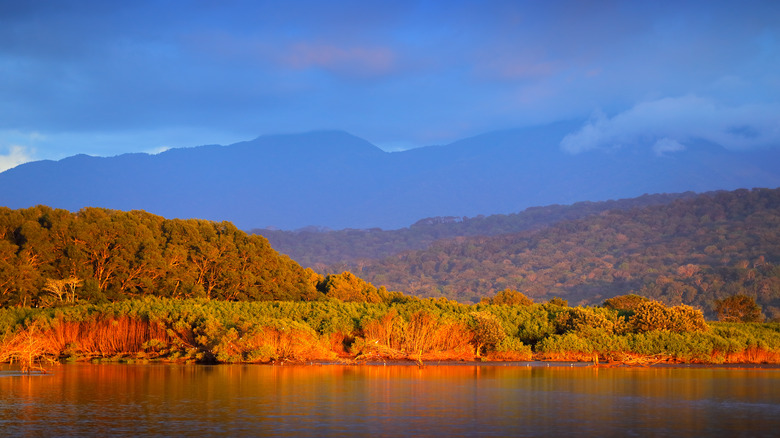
(2, 297, 779, 371)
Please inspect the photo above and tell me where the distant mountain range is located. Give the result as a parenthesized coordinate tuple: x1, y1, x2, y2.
(1, 123, 779, 230)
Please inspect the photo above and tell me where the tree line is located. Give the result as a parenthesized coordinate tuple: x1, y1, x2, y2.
(0, 206, 326, 307)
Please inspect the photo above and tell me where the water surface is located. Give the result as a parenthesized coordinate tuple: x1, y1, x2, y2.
(1, 363, 778, 437)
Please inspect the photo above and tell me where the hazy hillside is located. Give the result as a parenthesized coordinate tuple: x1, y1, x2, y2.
(1, 124, 779, 230)
(347, 188, 780, 319)
(255, 192, 698, 268)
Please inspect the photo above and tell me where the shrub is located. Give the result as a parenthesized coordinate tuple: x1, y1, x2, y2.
(489, 337, 533, 361)
(554, 307, 628, 336)
(630, 301, 708, 333)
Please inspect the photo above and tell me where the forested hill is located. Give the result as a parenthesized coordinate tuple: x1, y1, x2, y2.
(0, 206, 322, 307)
(254, 192, 697, 268)
(347, 188, 780, 319)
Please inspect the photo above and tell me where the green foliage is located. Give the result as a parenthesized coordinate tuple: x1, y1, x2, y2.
(513, 305, 559, 346)
(537, 333, 595, 355)
(469, 311, 506, 356)
(630, 301, 708, 333)
(1, 297, 779, 364)
(491, 337, 533, 360)
(554, 306, 629, 336)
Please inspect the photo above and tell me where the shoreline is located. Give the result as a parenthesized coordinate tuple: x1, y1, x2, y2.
(4, 360, 780, 376)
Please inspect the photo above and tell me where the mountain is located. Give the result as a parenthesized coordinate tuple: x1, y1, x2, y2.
(347, 188, 780, 319)
(1, 124, 779, 230)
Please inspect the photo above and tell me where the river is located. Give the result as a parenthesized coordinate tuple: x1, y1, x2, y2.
(1, 362, 778, 437)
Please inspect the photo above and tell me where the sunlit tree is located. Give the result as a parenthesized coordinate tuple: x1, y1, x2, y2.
(714, 294, 763, 322)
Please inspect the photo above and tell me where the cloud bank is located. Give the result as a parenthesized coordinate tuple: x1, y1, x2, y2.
(560, 96, 780, 155)
(0, 145, 34, 172)
(0, 1, 779, 163)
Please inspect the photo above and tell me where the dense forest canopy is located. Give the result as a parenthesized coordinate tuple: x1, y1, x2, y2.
(346, 188, 780, 319)
(254, 192, 697, 268)
(0, 206, 323, 307)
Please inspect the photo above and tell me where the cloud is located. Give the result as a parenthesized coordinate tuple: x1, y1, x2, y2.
(0, 145, 34, 172)
(560, 96, 780, 154)
(145, 145, 171, 155)
(2, 2, 780, 159)
(283, 42, 398, 77)
(652, 138, 686, 156)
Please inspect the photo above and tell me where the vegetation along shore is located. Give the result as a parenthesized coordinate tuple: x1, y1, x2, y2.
(1, 190, 779, 370)
(2, 295, 779, 371)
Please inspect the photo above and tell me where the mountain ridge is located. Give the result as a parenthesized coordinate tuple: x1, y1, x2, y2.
(1, 125, 778, 230)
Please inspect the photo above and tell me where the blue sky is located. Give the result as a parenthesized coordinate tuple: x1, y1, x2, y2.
(1, 0, 779, 171)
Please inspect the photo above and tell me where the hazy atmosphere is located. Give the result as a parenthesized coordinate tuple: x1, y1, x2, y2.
(2, 0, 779, 172)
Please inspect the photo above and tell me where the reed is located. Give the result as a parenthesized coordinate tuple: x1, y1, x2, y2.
(46, 316, 171, 357)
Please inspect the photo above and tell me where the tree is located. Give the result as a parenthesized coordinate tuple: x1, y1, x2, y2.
(603, 294, 650, 312)
(42, 277, 83, 304)
(486, 288, 534, 306)
(469, 311, 506, 356)
(548, 297, 568, 307)
(714, 294, 763, 322)
(318, 271, 382, 303)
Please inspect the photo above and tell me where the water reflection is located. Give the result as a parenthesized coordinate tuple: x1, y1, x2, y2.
(1, 363, 778, 437)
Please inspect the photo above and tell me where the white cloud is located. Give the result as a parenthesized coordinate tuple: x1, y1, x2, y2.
(0, 145, 35, 172)
(145, 145, 171, 155)
(652, 138, 686, 156)
(560, 96, 780, 154)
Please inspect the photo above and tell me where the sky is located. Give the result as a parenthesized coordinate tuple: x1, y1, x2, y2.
(1, 0, 779, 172)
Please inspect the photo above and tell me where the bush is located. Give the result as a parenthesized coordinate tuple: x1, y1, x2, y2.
(554, 307, 628, 336)
(630, 301, 708, 333)
(489, 337, 533, 361)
